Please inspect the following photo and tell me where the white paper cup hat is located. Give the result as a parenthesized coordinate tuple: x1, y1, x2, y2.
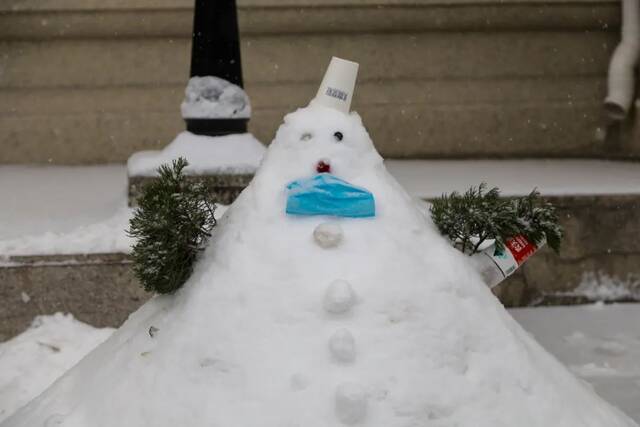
(310, 57, 359, 114)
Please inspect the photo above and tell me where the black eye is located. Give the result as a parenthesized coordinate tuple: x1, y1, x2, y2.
(333, 131, 343, 142)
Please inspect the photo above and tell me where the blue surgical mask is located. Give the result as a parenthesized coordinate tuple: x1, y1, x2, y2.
(286, 173, 376, 218)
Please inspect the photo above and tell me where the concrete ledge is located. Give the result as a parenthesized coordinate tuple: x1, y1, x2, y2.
(128, 173, 254, 206)
(0, 253, 147, 342)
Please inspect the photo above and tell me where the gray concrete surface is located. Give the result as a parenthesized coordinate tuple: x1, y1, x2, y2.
(0, 253, 147, 342)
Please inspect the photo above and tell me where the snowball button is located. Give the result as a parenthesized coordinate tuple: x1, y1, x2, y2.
(313, 222, 344, 249)
(335, 382, 368, 425)
(329, 329, 356, 362)
(323, 280, 356, 314)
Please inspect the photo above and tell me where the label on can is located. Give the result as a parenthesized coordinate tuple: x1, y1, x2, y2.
(505, 235, 538, 266)
(487, 244, 518, 277)
(484, 235, 539, 278)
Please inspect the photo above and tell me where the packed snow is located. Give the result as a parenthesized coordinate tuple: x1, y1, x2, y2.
(0, 314, 114, 423)
(3, 105, 636, 427)
(0, 196, 228, 258)
(0, 207, 133, 257)
(181, 76, 251, 119)
(3, 305, 639, 424)
(127, 131, 265, 177)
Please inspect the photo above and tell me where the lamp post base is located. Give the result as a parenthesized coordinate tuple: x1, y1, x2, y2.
(185, 118, 248, 137)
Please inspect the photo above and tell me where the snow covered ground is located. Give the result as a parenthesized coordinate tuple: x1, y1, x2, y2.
(0, 314, 114, 422)
(511, 304, 640, 423)
(1, 304, 638, 423)
(127, 132, 265, 177)
(2, 159, 640, 256)
(0, 165, 127, 242)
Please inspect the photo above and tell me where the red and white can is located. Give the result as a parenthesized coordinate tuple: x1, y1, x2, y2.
(472, 235, 544, 288)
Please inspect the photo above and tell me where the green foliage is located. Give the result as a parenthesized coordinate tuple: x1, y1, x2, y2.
(430, 183, 562, 255)
(512, 189, 563, 253)
(128, 158, 217, 294)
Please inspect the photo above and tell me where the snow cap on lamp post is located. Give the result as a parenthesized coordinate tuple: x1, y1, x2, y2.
(311, 57, 359, 114)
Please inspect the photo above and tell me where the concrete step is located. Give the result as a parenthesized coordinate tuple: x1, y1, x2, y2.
(0, 0, 632, 163)
(1, 78, 621, 163)
(0, 253, 144, 342)
(1, 160, 639, 340)
(0, 33, 613, 88)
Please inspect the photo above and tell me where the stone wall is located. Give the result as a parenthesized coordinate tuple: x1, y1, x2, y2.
(1, 0, 636, 164)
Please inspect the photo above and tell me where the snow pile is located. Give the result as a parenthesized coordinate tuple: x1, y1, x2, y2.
(0, 205, 228, 258)
(181, 76, 251, 119)
(4, 106, 637, 427)
(0, 314, 113, 423)
(127, 131, 265, 177)
(4, 306, 640, 424)
(558, 272, 640, 302)
(0, 207, 133, 257)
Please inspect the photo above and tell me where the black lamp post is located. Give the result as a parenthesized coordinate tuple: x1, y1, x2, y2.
(185, 0, 248, 136)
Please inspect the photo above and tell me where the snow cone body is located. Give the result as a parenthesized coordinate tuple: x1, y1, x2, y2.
(3, 63, 637, 427)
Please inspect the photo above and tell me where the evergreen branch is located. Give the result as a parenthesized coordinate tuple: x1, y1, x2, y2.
(430, 183, 563, 255)
(127, 157, 217, 294)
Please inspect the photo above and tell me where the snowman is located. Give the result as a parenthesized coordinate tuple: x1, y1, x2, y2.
(3, 58, 636, 427)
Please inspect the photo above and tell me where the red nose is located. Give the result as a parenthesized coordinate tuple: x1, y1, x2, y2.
(316, 160, 331, 173)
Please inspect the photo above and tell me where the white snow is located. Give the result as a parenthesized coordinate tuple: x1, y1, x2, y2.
(0, 314, 114, 423)
(386, 159, 640, 198)
(181, 76, 251, 119)
(0, 207, 133, 257)
(0, 165, 132, 257)
(335, 382, 368, 424)
(0, 161, 230, 256)
(0, 204, 229, 258)
(555, 272, 640, 301)
(4, 105, 636, 427)
(127, 131, 265, 177)
(19, 292, 30, 304)
(0, 165, 127, 241)
(3, 305, 640, 423)
(329, 329, 357, 363)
